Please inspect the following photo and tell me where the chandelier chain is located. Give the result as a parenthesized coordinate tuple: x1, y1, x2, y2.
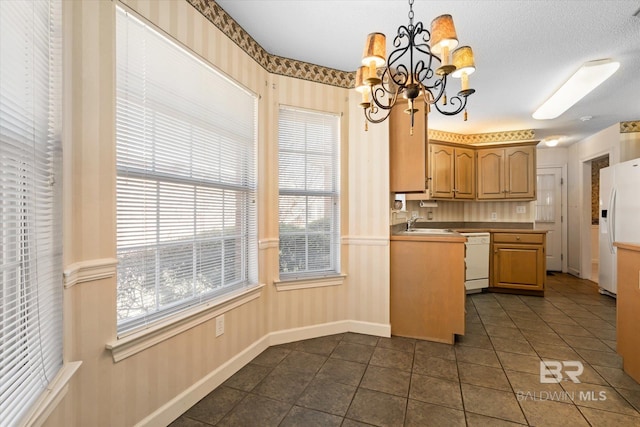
(408, 0, 414, 27)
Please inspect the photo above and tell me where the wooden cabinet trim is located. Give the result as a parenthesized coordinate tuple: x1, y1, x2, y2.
(492, 233, 544, 244)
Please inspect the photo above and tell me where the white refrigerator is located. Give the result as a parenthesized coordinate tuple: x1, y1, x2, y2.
(599, 158, 640, 295)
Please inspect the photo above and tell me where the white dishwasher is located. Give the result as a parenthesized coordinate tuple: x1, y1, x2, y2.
(461, 232, 490, 293)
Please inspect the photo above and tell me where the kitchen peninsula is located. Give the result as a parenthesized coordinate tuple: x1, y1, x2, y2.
(390, 229, 466, 344)
(390, 222, 547, 344)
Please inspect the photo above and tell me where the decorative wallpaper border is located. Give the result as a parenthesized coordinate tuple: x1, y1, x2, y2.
(621, 121, 640, 133)
(428, 129, 536, 145)
(186, 0, 354, 88)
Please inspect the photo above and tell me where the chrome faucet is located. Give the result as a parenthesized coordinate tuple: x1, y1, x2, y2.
(407, 216, 423, 231)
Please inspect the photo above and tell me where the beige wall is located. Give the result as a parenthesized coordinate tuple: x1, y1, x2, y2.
(46, 1, 390, 426)
(403, 199, 535, 223)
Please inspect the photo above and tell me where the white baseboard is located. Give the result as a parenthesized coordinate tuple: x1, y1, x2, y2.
(136, 320, 390, 427)
(568, 267, 581, 277)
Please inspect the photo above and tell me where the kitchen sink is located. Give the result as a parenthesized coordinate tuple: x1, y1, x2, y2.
(406, 228, 455, 234)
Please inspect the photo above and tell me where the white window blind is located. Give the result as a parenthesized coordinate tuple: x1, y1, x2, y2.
(0, 0, 63, 425)
(278, 107, 340, 278)
(115, 7, 257, 333)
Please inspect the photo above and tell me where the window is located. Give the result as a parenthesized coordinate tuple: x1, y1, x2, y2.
(278, 107, 340, 278)
(115, 7, 257, 333)
(0, 0, 63, 424)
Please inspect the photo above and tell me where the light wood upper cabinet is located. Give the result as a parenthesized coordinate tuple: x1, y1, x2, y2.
(389, 99, 428, 193)
(429, 144, 454, 198)
(390, 114, 538, 201)
(429, 143, 475, 199)
(505, 146, 536, 198)
(454, 146, 475, 199)
(477, 144, 536, 200)
(476, 148, 504, 199)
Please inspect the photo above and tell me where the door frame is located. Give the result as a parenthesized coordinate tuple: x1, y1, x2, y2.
(579, 150, 613, 281)
(536, 164, 568, 273)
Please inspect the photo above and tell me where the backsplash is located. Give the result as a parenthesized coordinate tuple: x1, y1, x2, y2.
(391, 199, 535, 225)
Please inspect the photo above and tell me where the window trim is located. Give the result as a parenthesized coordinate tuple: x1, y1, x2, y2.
(273, 274, 346, 292)
(18, 362, 82, 427)
(106, 283, 264, 362)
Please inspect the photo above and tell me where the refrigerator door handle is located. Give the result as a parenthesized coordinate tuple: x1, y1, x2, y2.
(608, 187, 616, 254)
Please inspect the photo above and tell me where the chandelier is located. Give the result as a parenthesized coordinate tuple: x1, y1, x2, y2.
(355, 0, 476, 134)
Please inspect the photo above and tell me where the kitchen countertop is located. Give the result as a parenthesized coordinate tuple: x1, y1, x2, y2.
(451, 228, 548, 234)
(390, 233, 466, 243)
(614, 242, 640, 251)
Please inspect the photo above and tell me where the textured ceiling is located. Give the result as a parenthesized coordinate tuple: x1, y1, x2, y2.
(215, 0, 640, 147)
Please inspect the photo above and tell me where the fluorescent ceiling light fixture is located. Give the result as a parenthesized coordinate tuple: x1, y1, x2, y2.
(533, 59, 620, 120)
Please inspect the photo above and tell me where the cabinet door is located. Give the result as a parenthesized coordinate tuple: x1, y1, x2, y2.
(430, 144, 454, 198)
(505, 146, 535, 199)
(492, 243, 545, 291)
(477, 148, 505, 199)
(454, 147, 475, 199)
(389, 99, 427, 193)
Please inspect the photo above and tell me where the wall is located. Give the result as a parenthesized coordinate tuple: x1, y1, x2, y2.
(45, 1, 390, 426)
(404, 200, 535, 223)
(567, 123, 620, 279)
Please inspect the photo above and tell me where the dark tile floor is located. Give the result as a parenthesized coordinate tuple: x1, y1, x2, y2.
(170, 273, 640, 426)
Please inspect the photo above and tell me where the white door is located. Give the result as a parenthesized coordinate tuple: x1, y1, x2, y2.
(535, 168, 563, 271)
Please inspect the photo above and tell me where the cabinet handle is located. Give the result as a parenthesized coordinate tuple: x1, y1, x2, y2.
(516, 236, 520, 240)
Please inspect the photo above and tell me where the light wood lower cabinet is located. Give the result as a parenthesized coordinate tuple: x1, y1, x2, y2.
(616, 243, 640, 383)
(490, 232, 546, 294)
(390, 237, 465, 344)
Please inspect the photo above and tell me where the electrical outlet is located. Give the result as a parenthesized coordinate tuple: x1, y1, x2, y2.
(490, 212, 497, 221)
(427, 211, 433, 220)
(215, 315, 225, 337)
(516, 205, 526, 214)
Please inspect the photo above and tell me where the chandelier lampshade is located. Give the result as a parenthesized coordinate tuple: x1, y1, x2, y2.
(362, 32, 386, 86)
(451, 46, 476, 96)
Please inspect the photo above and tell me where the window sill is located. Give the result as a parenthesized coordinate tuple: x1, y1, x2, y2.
(20, 361, 82, 427)
(106, 284, 265, 363)
(274, 274, 346, 291)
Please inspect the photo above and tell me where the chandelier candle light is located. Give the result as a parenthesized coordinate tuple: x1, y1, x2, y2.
(356, 0, 476, 134)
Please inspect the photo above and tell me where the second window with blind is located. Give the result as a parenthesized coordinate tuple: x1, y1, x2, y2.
(278, 107, 341, 279)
